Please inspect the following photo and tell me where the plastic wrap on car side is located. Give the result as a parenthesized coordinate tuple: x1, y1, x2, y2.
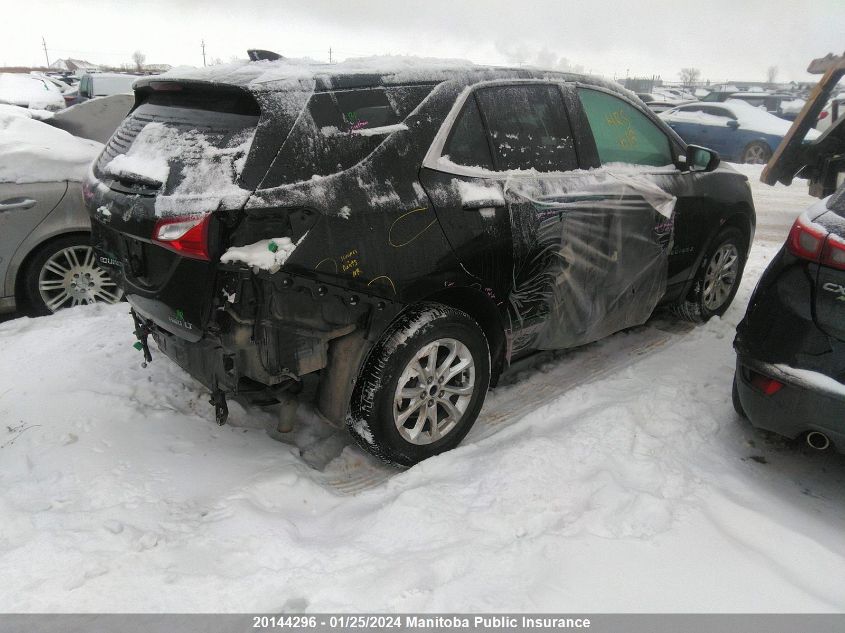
(502, 171, 675, 351)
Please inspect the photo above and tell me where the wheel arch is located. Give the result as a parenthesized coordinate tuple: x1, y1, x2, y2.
(423, 286, 508, 387)
(677, 207, 752, 305)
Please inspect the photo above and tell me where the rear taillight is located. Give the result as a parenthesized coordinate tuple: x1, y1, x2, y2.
(822, 234, 845, 270)
(818, 110, 829, 120)
(786, 214, 826, 261)
(749, 371, 784, 396)
(152, 215, 210, 260)
(787, 214, 845, 271)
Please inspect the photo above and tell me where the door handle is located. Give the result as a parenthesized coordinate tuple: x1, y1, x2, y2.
(0, 198, 36, 212)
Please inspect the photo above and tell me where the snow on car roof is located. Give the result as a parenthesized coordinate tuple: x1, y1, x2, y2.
(150, 55, 605, 93)
(156, 55, 480, 89)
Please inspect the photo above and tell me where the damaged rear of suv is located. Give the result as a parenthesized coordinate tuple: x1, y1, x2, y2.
(86, 57, 754, 466)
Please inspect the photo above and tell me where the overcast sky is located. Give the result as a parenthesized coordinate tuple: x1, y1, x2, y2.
(5, 0, 843, 83)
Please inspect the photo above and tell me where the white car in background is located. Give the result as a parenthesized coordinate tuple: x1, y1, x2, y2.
(73, 73, 141, 105)
(0, 73, 65, 112)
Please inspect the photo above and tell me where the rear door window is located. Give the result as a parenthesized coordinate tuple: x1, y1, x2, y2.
(578, 88, 673, 167)
(475, 84, 579, 172)
(443, 97, 494, 170)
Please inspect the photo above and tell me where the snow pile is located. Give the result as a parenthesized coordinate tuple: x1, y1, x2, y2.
(104, 153, 169, 186)
(103, 121, 255, 215)
(0, 103, 54, 121)
(0, 109, 103, 183)
(0, 73, 64, 111)
(780, 98, 806, 115)
(220, 237, 298, 272)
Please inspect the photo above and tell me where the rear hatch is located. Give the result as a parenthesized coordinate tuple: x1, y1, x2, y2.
(89, 81, 261, 340)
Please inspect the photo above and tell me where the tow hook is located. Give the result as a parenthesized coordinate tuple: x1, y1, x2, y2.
(210, 385, 229, 426)
(130, 309, 153, 367)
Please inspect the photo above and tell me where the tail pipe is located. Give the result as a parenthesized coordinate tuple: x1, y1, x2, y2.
(806, 431, 831, 451)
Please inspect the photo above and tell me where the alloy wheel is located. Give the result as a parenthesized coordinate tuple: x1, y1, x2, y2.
(743, 144, 768, 164)
(702, 243, 739, 311)
(38, 245, 122, 312)
(393, 337, 476, 445)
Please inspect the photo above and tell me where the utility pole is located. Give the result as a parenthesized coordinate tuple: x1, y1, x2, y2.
(42, 36, 50, 68)
(201, 39, 207, 67)
(328, 47, 332, 64)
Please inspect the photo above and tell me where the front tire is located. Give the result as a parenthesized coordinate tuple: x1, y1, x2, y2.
(673, 227, 747, 323)
(22, 235, 122, 316)
(346, 302, 490, 467)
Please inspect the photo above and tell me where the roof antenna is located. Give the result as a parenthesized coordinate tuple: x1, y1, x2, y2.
(247, 49, 284, 62)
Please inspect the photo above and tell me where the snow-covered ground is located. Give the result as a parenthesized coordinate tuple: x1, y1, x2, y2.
(1, 165, 844, 613)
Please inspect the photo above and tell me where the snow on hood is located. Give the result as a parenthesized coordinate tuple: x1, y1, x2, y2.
(0, 108, 103, 184)
(159, 55, 478, 90)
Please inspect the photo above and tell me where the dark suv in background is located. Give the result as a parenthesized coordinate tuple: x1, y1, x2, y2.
(85, 59, 755, 466)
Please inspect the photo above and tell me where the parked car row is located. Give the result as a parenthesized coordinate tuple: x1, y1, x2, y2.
(659, 99, 819, 164)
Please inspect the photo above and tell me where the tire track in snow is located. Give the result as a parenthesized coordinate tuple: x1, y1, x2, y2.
(306, 315, 694, 495)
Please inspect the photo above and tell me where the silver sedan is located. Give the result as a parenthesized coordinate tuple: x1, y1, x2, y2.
(0, 94, 132, 315)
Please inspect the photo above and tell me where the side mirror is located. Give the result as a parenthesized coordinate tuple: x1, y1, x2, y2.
(685, 144, 720, 172)
(726, 119, 740, 129)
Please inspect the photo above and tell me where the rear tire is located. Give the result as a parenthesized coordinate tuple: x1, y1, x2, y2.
(732, 373, 747, 419)
(741, 141, 772, 165)
(346, 302, 490, 467)
(672, 227, 747, 323)
(22, 235, 122, 316)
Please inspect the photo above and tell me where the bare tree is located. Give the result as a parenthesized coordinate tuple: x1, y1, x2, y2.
(767, 65, 779, 86)
(679, 67, 701, 87)
(132, 50, 146, 72)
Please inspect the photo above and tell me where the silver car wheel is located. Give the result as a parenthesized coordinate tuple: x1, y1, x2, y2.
(702, 243, 739, 311)
(393, 337, 476, 445)
(38, 245, 122, 312)
(743, 144, 768, 164)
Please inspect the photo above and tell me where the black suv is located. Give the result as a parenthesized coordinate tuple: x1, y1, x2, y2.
(85, 60, 755, 466)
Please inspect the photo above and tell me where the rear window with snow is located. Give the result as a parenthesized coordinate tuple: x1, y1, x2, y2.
(95, 85, 259, 209)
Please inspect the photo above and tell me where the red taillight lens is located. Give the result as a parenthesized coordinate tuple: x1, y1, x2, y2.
(821, 234, 845, 270)
(786, 214, 826, 261)
(818, 110, 829, 120)
(750, 371, 784, 396)
(152, 215, 210, 260)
